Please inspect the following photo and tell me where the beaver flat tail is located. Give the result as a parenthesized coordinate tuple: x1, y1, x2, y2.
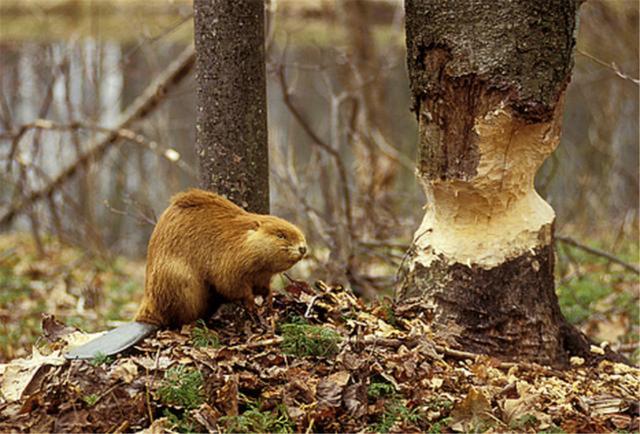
(65, 322, 158, 360)
(170, 189, 245, 213)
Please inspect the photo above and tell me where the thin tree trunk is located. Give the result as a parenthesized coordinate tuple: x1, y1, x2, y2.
(193, 0, 269, 214)
(342, 0, 397, 234)
(397, 0, 623, 366)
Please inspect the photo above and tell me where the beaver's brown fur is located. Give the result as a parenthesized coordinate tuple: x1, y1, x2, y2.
(135, 189, 307, 327)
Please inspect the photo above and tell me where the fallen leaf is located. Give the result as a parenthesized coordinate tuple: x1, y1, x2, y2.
(317, 376, 345, 407)
(110, 360, 138, 383)
(327, 370, 350, 386)
(0, 348, 65, 402)
(41, 314, 76, 342)
(450, 387, 492, 432)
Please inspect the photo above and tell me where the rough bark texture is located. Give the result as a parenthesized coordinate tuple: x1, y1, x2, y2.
(405, 0, 577, 180)
(194, 0, 269, 213)
(400, 245, 564, 363)
(396, 0, 611, 366)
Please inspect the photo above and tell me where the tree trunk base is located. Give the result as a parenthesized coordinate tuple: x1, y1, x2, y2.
(398, 244, 628, 367)
(559, 319, 629, 367)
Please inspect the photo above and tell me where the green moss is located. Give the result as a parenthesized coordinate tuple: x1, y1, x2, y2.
(371, 400, 422, 434)
(380, 300, 398, 327)
(90, 352, 114, 366)
(429, 417, 452, 433)
(368, 381, 395, 400)
(163, 408, 201, 433)
(220, 402, 294, 434)
(105, 280, 141, 322)
(556, 237, 639, 350)
(280, 317, 341, 358)
(510, 414, 538, 430)
(82, 393, 99, 407)
(158, 366, 204, 410)
(426, 397, 453, 411)
(190, 320, 219, 348)
(0, 271, 31, 303)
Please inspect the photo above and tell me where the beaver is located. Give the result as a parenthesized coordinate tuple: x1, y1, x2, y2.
(65, 189, 307, 360)
(136, 188, 308, 326)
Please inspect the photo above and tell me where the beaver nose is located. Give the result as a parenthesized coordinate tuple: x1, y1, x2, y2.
(299, 246, 307, 255)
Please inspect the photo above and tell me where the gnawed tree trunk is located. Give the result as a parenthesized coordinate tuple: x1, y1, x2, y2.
(396, 0, 619, 366)
(194, 0, 269, 213)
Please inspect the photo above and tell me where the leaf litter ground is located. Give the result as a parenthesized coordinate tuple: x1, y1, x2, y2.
(0, 280, 638, 433)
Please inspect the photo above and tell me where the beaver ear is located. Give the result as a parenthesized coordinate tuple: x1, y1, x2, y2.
(249, 220, 261, 231)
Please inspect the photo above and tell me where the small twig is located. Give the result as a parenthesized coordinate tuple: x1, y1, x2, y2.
(577, 49, 640, 85)
(556, 235, 639, 275)
(618, 342, 639, 353)
(112, 420, 129, 434)
(352, 334, 559, 371)
(276, 61, 355, 246)
(304, 295, 321, 318)
(119, 14, 193, 70)
(88, 383, 120, 407)
(228, 337, 283, 352)
(305, 418, 315, 434)
(103, 199, 157, 227)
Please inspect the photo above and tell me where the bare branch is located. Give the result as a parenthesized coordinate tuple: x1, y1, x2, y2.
(276, 63, 355, 243)
(577, 49, 640, 85)
(556, 235, 640, 275)
(6, 119, 196, 177)
(0, 45, 196, 227)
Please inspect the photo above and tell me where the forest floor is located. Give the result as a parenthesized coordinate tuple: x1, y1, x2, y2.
(0, 233, 638, 432)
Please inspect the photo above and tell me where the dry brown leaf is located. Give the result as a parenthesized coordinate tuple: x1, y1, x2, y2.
(450, 387, 493, 432)
(0, 348, 65, 402)
(499, 381, 551, 428)
(41, 314, 76, 342)
(317, 375, 346, 407)
(327, 370, 350, 386)
(134, 417, 169, 434)
(343, 382, 366, 417)
(110, 360, 139, 383)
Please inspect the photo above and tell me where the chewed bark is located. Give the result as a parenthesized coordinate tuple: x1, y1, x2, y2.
(411, 99, 563, 270)
(398, 96, 568, 364)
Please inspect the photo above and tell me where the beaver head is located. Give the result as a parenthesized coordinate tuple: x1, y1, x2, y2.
(245, 216, 307, 272)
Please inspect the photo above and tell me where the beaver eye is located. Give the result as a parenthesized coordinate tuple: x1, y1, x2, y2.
(276, 231, 287, 240)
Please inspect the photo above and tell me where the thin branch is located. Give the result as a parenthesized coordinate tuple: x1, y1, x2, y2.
(0, 89, 13, 131)
(118, 13, 193, 72)
(556, 235, 639, 275)
(229, 337, 282, 351)
(103, 196, 157, 227)
(276, 63, 355, 243)
(577, 49, 640, 85)
(6, 46, 66, 171)
(379, 236, 639, 275)
(11, 156, 111, 250)
(0, 44, 195, 227)
(7, 119, 196, 177)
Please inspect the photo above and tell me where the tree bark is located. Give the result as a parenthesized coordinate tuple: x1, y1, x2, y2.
(397, 0, 618, 366)
(193, 0, 269, 213)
